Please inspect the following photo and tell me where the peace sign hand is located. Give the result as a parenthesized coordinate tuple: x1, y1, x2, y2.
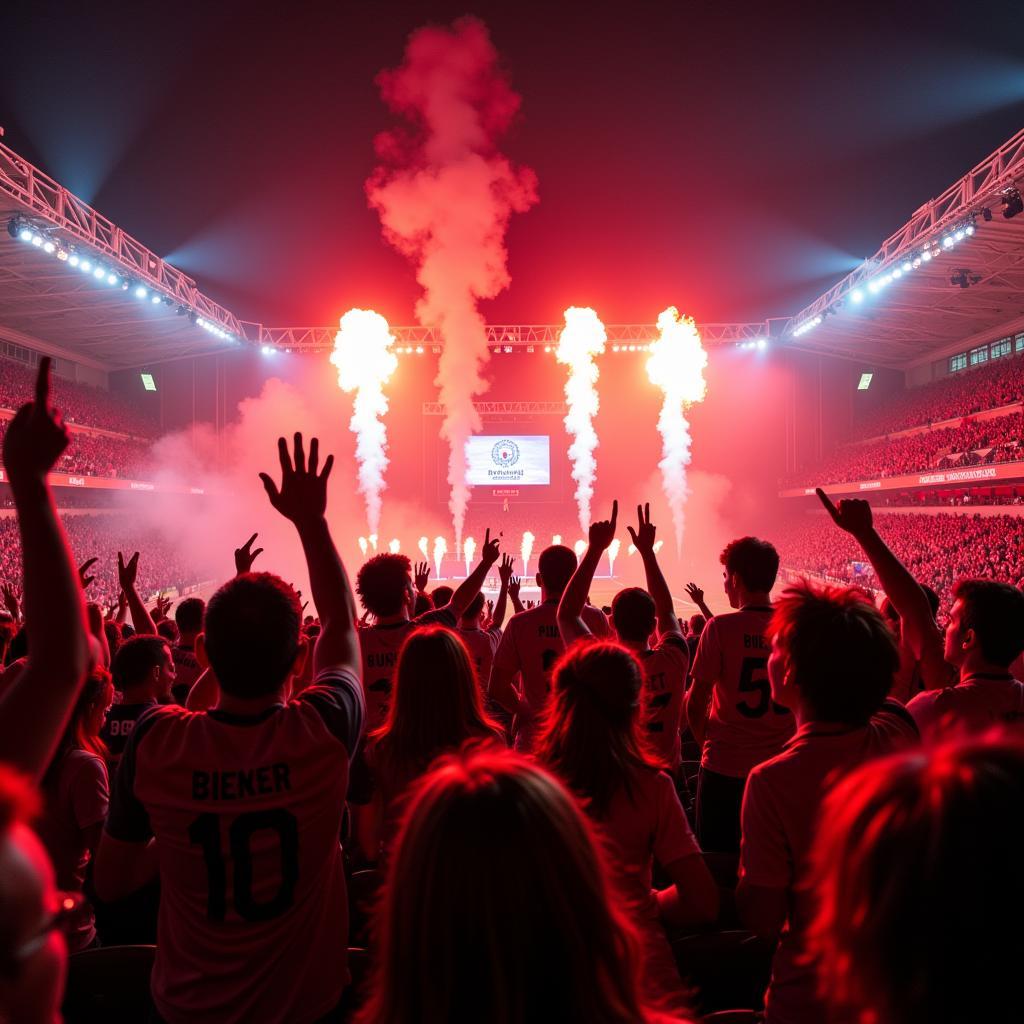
(626, 502, 656, 556)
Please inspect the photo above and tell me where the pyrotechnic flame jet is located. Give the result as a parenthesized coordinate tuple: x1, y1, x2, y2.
(433, 536, 448, 579)
(556, 307, 607, 535)
(358, 537, 369, 558)
(645, 307, 708, 552)
(608, 538, 621, 576)
(521, 531, 535, 578)
(330, 309, 398, 539)
(463, 537, 476, 576)
(389, 539, 401, 554)
(418, 536, 429, 560)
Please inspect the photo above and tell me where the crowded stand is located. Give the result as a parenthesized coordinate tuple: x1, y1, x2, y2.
(0, 513, 201, 608)
(852, 349, 1024, 439)
(0, 355, 156, 437)
(1, 359, 1022, 1024)
(788, 410, 1024, 486)
(775, 511, 1024, 619)
(0, 417, 153, 480)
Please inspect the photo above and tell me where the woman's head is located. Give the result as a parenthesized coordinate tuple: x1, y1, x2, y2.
(809, 735, 1024, 1024)
(371, 627, 501, 788)
(536, 640, 657, 817)
(360, 748, 659, 1024)
(48, 670, 113, 775)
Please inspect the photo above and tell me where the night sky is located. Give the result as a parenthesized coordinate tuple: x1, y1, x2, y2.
(4, 0, 1024, 329)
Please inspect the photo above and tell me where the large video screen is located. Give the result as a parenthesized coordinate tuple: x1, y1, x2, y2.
(465, 435, 551, 486)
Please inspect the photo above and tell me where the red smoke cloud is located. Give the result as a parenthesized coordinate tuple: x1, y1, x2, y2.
(367, 16, 538, 547)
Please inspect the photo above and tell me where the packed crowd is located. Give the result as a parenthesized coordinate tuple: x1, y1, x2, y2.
(788, 411, 1024, 486)
(0, 514, 201, 608)
(0, 417, 153, 480)
(0, 356, 156, 436)
(776, 510, 1024, 620)
(854, 351, 1024, 439)
(2, 361, 1023, 1024)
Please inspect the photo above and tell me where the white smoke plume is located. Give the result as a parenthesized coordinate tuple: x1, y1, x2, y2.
(646, 307, 708, 552)
(330, 308, 398, 537)
(367, 17, 538, 548)
(556, 307, 607, 534)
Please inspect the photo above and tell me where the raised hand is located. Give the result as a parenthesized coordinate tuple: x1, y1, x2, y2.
(234, 532, 264, 575)
(117, 551, 140, 591)
(626, 502, 656, 556)
(508, 576, 522, 600)
(2, 583, 21, 622)
(816, 488, 873, 539)
(480, 528, 501, 566)
(588, 500, 618, 552)
(1, 357, 70, 485)
(684, 582, 704, 605)
(259, 433, 334, 526)
(498, 553, 515, 584)
(78, 557, 98, 591)
(154, 595, 172, 621)
(414, 562, 430, 593)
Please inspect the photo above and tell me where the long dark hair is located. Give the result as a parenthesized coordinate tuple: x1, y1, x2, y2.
(536, 639, 663, 818)
(368, 627, 504, 796)
(357, 747, 687, 1024)
(43, 668, 113, 787)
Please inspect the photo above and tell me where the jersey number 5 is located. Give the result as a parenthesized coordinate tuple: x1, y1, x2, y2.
(189, 810, 299, 922)
(736, 657, 789, 718)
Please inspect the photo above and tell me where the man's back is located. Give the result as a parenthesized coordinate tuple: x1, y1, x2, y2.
(106, 668, 363, 1024)
(740, 702, 917, 1023)
(693, 607, 795, 777)
(638, 635, 689, 768)
(490, 600, 607, 750)
(458, 624, 502, 684)
(907, 673, 1024, 737)
(100, 699, 155, 771)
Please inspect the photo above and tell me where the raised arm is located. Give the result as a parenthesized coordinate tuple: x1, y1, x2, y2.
(684, 582, 715, 622)
(490, 554, 514, 630)
(117, 551, 157, 636)
(816, 489, 948, 687)
(260, 433, 359, 678)
(628, 503, 682, 639)
(0, 358, 91, 781)
(558, 501, 617, 645)
(448, 529, 501, 618)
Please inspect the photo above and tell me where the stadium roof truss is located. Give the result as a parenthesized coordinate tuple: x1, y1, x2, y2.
(6, 126, 1024, 371)
(782, 127, 1024, 367)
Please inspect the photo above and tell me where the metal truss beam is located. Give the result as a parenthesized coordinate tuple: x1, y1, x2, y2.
(0, 140, 242, 336)
(783, 127, 1024, 334)
(244, 320, 777, 353)
(422, 402, 569, 416)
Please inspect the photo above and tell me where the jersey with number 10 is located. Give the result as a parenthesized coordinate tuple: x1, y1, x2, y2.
(105, 668, 364, 1024)
(692, 607, 794, 778)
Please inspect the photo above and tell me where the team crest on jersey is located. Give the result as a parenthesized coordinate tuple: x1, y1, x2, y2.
(491, 439, 521, 467)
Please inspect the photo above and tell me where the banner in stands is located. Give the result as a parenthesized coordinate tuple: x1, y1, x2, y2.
(0, 468, 203, 494)
(779, 460, 1024, 498)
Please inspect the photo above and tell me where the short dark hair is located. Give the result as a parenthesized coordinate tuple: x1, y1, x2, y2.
(111, 635, 171, 693)
(157, 619, 179, 643)
(611, 588, 656, 643)
(413, 593, 432, 617)
(175, 597, 206, 635)
(431, 586, 454, 609)
(688, 613, 706, 635)
(953, 579, 1024, 667)
(769, 580, 898, 725)
(721, 537, 779, 593)
(537, 545, 578, 596)
(204, 573, 301, 698)
(463, 592, 486, 621)
(357, 554, 412, 618)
